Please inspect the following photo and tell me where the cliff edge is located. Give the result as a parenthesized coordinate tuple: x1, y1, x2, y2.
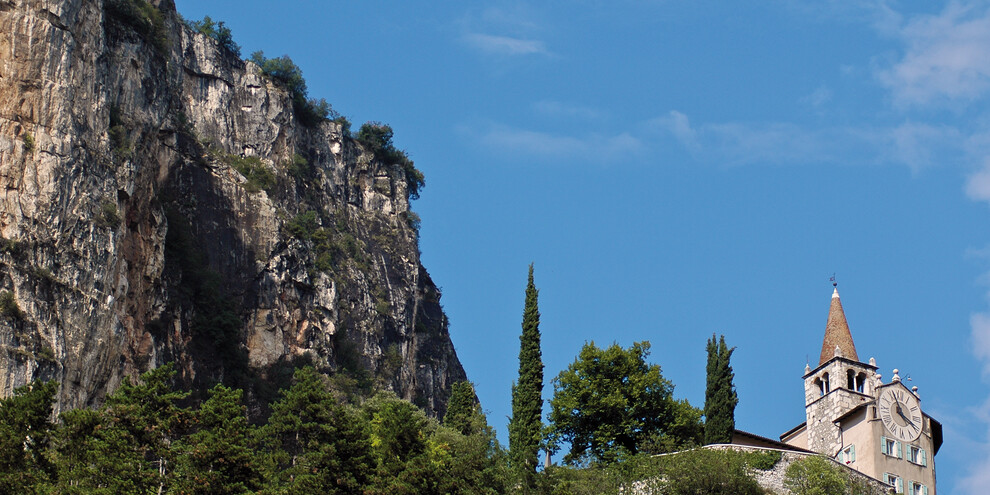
(0, 0, 465, 415)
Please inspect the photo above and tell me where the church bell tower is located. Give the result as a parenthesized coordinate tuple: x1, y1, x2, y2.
(781, 284, 942, 494)
(801, 285, 878, 454)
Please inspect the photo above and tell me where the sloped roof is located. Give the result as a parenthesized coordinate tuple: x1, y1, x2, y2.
(819, 287, 859, 365)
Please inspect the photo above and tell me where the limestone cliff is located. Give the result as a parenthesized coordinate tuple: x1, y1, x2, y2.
(0, 0, 465, 416)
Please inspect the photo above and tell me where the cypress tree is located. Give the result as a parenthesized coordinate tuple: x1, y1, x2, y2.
(444, 381, 482, 436)
(704, 334, 738, 445)
(508, 264, 544, 481)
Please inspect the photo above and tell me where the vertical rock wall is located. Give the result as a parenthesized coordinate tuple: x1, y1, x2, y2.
(0, 0, 465, 416)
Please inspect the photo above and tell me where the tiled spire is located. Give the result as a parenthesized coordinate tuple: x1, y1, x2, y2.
(819, 286, 859, 365)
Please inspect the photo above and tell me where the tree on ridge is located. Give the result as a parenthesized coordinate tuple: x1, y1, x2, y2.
(704, 334, 738, 445)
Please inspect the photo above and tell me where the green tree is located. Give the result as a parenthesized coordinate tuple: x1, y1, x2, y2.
(0, 379, 57, 494)
(355, 122, 425, 200)
(444, 381, 482, 436)
(661, 448, 764, 495)
(49, 364, 189, 494)
(547, 341, 676, 465)
(783, 455, 847, 495)
(249, 51, 334, 127)
(508, 264, 544, 481)
(49, 407, 149, 494)
(704, 334, 738, 445)
(102, 364, 190, 494)
(170, 384, 265, 494)
(641, 398, 704, 454)
(187, 15, 240, 56)
(262, 366, 372, 494)
(441, 382, 510, 494)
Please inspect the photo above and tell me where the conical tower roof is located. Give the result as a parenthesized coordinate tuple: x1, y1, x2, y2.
(819, 287, 859, 365)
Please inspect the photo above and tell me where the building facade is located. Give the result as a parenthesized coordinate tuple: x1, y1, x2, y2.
(780, 287, 942, 494)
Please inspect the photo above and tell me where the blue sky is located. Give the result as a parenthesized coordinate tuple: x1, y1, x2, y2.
(177, 1, 990, 491)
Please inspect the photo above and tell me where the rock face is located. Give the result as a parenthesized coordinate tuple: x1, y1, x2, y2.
(0, 0, 465, 416)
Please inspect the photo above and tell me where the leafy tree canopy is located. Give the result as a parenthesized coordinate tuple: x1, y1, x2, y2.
(356, 122, 425, 200)
(547, 341, 682, 465)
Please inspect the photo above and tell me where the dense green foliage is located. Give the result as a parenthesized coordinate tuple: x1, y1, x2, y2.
(98, 201, 121, 228)
(704, 334, 738, 445)
(660, 448, 767, 494)
(21, 133, 34, 153)
(0, 380, 57, 493)
(0, 366, 510, 494)
(250, 52, 335, 128)
(356, 122, 426, 200)
(509, 265, 544, 483)
(547, 341, 700, 464)
(185, 16, 241, 56)
(0, 291, 22, 320)
(212, 151, 276, 193)
(105, 0, 169, 55)
(784, 455, 849, 495)
(444, 381, 482, 436)
(286, 211, 366, 274)
(540, 448, 776, 495)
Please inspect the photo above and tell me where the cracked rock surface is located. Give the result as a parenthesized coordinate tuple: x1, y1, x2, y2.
(0, 0, 465, 416)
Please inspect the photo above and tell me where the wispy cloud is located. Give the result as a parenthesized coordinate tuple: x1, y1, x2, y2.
(801, 85, 833, 110)
(459, 6, 550, 57)
(463, 33, 548, 56)
(961, 268, 990, 493)
(966, 159, 990, 203)
(532, 100, 602, 120)
(649, 110, 963, 170)
(466, 123, 642, 160)
(878, 2, 990, 107)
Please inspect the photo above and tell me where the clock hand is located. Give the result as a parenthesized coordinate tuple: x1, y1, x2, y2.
(896, 405, 919, 431)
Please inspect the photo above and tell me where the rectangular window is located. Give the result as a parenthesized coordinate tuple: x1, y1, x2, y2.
(841, 444, 856, 464)
(884, 473, 902, 494)
(908, 445, 928, 467)
(908, 481, 928, 495)
(881, 437, 903, 459)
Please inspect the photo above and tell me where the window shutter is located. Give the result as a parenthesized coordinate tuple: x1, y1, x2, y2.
(881, 436, 888, 455)
(896, 441, 903, 459)
(922, 485, 929, 495)
(920, 448, 927, 467)
(850, 444, 856, 462)
(896, 478, 903, 494)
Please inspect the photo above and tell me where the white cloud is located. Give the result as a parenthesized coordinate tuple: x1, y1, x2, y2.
(532, 100, 602, 120)
(463, 33, 548, 56)
(972, 312, 990, 373)
(470, 124, 642, 160)
(883, 121, 963, 172)
(965, 159, 990, 202)
(651, 110, 698, 149)
(878, 2, 990, 106)
(801, 85, 833, 109)
(956, 387, 990, 493)
(649, 111, 963, 170)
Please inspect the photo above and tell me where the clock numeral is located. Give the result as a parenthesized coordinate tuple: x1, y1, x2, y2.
(910, 406, 918, 412)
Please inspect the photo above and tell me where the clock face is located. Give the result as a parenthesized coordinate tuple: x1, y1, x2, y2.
(878, 386, 922, 442)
